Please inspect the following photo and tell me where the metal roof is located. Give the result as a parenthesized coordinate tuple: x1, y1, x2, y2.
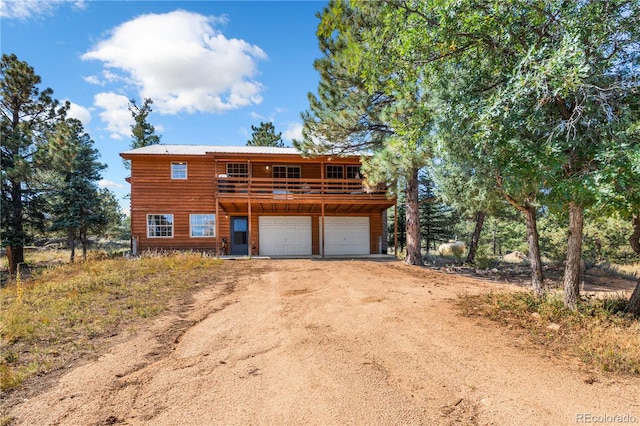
(120, 144, 302, 156)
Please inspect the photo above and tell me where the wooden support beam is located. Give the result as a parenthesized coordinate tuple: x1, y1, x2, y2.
(394, 203, 398, 257)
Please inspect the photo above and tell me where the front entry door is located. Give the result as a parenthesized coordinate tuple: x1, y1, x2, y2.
(230, 216, 248, 255)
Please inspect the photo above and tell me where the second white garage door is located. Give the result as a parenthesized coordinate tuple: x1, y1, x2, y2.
(259, 216, 312, 256)
(322, 217, 370, 256)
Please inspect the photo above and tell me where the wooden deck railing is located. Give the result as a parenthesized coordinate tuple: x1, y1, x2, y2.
(216, 177, 388, 200)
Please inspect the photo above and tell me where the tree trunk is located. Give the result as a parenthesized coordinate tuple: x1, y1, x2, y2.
(424, 220, 431, 255)
(492, 217, 498, 256)
(563, 202, 584, 311)
(465, 211, 486, 264)
(8, 245, 25, 275)
(404, 168, 423, 266)
(626, 213, 640, 314)
(522, 205, 545, 297)
(629, 213, 640, 255)
(69, 236, 76, 263)
(82, 236, 88, 261)
(501, 191, 545, 296)
(626, 277, 640, 315)
(8, 178, 26, 275)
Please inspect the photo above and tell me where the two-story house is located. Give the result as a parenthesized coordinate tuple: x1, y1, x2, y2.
(120, 145, 395, 257)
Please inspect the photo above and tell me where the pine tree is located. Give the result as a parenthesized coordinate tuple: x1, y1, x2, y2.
(246, 122, 284, 147)
(124, 98, 161, 169)
(388, 185, 406, 253)
(94, 188, 126, 242)
(419, 171, 455, 254)
(297, 1, 431, 266)
(48, 119, 107, 261)
(1, 53, 68, 274)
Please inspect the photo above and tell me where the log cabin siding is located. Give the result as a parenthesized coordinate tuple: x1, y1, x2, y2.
(370, 213, 383, 254)
(130, 156, 220, 251)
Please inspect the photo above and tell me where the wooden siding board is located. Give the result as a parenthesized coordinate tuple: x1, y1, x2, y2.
(371, 213, 382, 254)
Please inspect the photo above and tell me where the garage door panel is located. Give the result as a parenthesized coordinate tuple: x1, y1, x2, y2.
(323, 217, 370, 255)
(259, 216, 312, 256)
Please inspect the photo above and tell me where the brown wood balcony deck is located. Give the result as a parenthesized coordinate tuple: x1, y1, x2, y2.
(216, 177, 390, 201)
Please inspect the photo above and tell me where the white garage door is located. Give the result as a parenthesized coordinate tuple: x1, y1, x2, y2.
(322, 217, 370, 256)
(259, 216, 312, 256)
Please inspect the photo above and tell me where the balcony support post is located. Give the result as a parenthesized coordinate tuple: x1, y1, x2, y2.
(394, 203, 398, 257)
(321, 200, 325, 258)
(321, 161, 325, 258)
(215, 159, 220, 258)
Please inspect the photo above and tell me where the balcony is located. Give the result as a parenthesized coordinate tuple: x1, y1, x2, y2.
(217, 176, 389, 198)
(216, 177, 394, 214)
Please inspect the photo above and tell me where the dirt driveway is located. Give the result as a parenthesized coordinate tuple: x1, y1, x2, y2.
(8, 259, 640, 425)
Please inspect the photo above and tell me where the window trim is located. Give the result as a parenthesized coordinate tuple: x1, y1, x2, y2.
(171, 162, 188, 180)
(346, 165, 361, 179)
(147, 214, 174, 238)
(190, 214, 216, 238)
(226, 163, 249, 177)
(272, 165, 301, 179)
(326, 164, 344, 179)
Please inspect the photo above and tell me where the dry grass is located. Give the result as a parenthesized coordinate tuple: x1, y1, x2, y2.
(607, 262, 640, 277)
(457, 290, 640, 375)
(0, 250, 237, 392)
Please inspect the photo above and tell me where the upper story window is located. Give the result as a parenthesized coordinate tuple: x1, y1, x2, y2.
(171, 162, 187, 179)
(227, 163, 249, 177)
(346, 165, 361, 179)
(273, 165, 301, 179)
(326, 164, 361, 179)
(147, 214, 173, 238)
(326, 165, 344, 179)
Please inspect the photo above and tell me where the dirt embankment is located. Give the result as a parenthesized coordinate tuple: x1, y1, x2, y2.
(6, 260, 640, 425)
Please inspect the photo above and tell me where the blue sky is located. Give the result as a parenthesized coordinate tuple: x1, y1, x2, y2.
(1, 0, 327, 212)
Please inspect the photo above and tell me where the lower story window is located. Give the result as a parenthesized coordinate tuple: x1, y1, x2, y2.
(147, 214, 173, 237)
(190, 214, 216, 237)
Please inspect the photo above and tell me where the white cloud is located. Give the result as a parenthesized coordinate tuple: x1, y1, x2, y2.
(1, 0, 58, 20)
(1, 0, 85, 20)
(81, 10, 267, 115)
(83, 70, 130, 86)
(83, 75, 103, 86)
(66, 102, 92, 126)
(103, 69, 131, 84)
(282, 122, 303, 142)
(99, 179, 124, 189)
(71, 0, 86, 11)
(93, 92, 131, 139)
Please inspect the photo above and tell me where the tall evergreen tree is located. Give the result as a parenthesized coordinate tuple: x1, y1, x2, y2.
(297, 1, 432, 266)
(93, 188, 126, 242)
(246, 122, 284, 147)
(1, 53, 68, 274)
(124, 98, 161, 169)
(48, 119, 107, 261)
(295, 4, 393, 157)
(419, 170, 454, 254)
(388, 172, 455, 256)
